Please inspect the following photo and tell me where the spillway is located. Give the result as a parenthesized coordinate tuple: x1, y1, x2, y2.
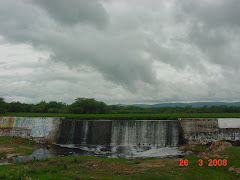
(57, 120, 182, 158)
(58, 120, 179, 147)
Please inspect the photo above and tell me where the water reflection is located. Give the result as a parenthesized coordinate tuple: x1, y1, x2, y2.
(8, 144, 185, 163)
(13, 149, 53, 163)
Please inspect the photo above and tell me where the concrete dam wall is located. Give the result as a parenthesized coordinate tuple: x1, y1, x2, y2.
(0, 117, 63, 143)
(179, 118, 240, 143)
(58, 120, 179, 147)
(0, 117, 180, 146)
(1, 117, 240, 145)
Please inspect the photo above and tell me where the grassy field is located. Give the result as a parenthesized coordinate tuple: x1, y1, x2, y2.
(0, 146, 240, 179)
(2, 112, 240, 120)
(0, 137, 36, 159)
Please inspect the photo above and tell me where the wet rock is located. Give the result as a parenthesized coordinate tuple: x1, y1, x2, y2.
(228, 140, 240, 146)
(206, 142, 212, 146)
(228, 167, 235, 172)
(132, 161, 140, 164)
(100, 147, 111, 152)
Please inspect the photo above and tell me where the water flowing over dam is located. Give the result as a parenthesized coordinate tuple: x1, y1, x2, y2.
(57, 120, 182, 158)
(58, 120, 179, 147)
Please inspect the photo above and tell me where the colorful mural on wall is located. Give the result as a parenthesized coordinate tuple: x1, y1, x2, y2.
(0, 117, 54, 137)
(0, 117, 15, 128)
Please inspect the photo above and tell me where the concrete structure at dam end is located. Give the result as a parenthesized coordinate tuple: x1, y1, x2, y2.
(0, 117, 63, 143)
(179, 118, 240, 143)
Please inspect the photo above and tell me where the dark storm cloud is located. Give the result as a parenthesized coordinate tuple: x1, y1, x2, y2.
(0, 0, 240, 103)
(180, 0, 240, 28)
(31, 0, 109, 28)
(0, 0, 156, 92)
(178, 0, 240, 69)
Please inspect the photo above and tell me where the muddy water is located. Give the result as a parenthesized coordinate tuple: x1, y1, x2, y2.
(1, 144, 184, 164)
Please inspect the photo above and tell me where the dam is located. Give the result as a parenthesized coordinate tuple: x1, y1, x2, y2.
(1, 117, 240, 158)
(0, 117, 181, 158)
(56, 120, 181, 158)
(58, 120, 179, 147)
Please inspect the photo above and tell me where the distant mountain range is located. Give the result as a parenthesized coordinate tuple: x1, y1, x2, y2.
(118, 102, 240, 108)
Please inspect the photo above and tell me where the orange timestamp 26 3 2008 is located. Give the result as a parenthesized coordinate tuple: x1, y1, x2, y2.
(179, 159, 227, 167)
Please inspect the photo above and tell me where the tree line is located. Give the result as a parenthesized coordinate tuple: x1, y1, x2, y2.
(1, 97, 240, 114)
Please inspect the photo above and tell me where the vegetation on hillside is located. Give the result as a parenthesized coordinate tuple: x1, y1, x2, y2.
(1, 97, 240, 115)
(3, 112, 240, 120)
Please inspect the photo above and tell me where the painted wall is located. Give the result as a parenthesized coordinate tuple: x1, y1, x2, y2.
(179, 118, 240, 143)
(0, 117, 64, 143)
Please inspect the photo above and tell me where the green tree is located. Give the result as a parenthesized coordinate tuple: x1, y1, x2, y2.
(69, 97, 108, 114)
(8, 101, 25, 112)
(35, 101, 48, 113)
(0, 97, 7, 113)
(46, 101, 68, 113)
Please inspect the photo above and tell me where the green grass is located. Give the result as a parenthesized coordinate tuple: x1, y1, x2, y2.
(0, 152, 7, 159)
(0, 137, 35, 147)
(180, 144, 209, 154)
(0, 147, 240, 179)
(2, 112, 240, 120)
(0, 137, 36, 158)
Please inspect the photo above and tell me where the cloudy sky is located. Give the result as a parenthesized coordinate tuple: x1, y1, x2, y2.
(0, 0, 240, 104)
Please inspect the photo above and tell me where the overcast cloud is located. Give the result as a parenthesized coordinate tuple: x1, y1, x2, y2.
(0, 0, 240, 104)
